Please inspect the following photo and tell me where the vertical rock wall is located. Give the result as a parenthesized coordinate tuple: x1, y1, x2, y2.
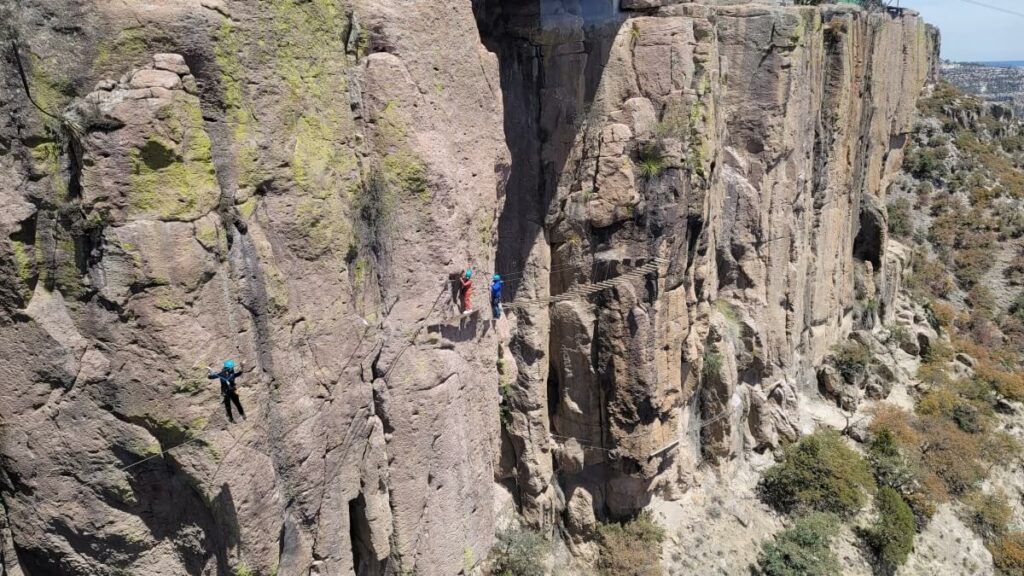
(1, 1, 506, 575)
(0, 0, 939, 574)
(480, 1, 937, 526)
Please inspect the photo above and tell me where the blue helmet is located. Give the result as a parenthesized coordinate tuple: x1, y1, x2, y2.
(224, 360, 236, 370)
(493, 274, 500, 281)
(465, 269, 473, 279)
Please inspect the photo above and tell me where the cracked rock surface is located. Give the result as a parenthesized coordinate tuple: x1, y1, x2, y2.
(1, 0, 942, 574)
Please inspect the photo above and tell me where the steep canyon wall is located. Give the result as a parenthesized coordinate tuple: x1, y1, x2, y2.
(478, 0, 937, 531)
(0, 1, 937, 575)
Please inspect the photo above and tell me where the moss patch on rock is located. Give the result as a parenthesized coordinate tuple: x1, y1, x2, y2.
(129, 96, 219, 221)
(92, 27, 160, 77)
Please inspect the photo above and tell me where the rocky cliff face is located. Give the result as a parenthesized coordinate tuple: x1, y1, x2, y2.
(0, 1, 937, 575)
(478, 0, 937, 529)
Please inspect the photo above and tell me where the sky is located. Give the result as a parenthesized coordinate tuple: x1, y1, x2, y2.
(902, 0, 1024, 62)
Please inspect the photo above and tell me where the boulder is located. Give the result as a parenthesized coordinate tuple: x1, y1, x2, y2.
(129, 69, 183, 90)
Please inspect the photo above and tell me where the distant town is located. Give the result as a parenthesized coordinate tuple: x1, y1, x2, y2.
(942, 60, 1024, 115)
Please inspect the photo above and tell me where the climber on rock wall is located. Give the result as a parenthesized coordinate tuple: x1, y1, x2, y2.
(490, 274, 503, 318)
(460, 269, 474, 313)
(208, 360, 246, 423)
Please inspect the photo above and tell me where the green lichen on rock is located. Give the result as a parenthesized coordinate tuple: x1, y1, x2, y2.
(129, 96, 219, 221)
(214, 21, 263, 190)
(292, 196, 351, 260)
(26, 53, 70, 119)
(155, 296, 185, 311)
(92, 27, 155, 76)
(291, 114, 357, 196)
(10, 240, 35, 287)
(30, 141, 68, 199)
(382, 151, 429, 202)
(51, 236, 87, 300)
(194, 218, 220, 251)
(237, 197, 258, 219)
(141, 413, 207, 447)
(268, 0, 349, 106)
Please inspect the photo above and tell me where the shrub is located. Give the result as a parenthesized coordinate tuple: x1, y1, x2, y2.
(967, 284, 997, 320)
(759, 430, 875, 517)
(917, 416, 984, 495)
(635, 143, 666, 179)
(975, 363, 1024, 402)
(702, 352, 722, 380)
(990, 532, 1024, 575)
(869, 404, 921, 448)
(1008, 259, 1024, 289)
(962, 491, 1011, 542)
(887, 198, 914, 237)
(491, 525, 547, 576)
(906, 256, 955, 299)
(887, 325, 913, 349)
(596, 511, 665, 576)
(1012, 292, 1024, 323)
(868, 429, 921, 494)
(929, 300, 958, 329)
(918, 389, 988, 434)
(831, 341, 872, 383)
(864, 487, 916, 569)
(904, 146, 947, 180)
(981, 432, 1022, 468)
(755, 512, 840, 576)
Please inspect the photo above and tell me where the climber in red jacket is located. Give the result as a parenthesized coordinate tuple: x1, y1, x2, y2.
(459, 269, 474, 313)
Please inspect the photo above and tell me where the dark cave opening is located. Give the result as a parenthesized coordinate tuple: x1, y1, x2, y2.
(348, 493, 380, 576)
(852, 205, 884, 269)
(547, 362, 561, 435)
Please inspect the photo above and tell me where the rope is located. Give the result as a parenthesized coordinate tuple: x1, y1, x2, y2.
(546, 401, 740, 458)
(10, 41, 63, 121)
(117, 402, 228, 472)
(381, 283, 448, 381)
(504, 258, 667, 308)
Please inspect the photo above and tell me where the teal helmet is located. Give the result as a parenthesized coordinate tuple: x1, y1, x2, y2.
(224, 360, 236, 370)
(465, 269, 473, 279)
(493, 274, 500, 281)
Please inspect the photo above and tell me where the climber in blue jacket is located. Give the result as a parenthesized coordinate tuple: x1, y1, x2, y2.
(490, 274, 504, 318)
(208, 360, 246, 423)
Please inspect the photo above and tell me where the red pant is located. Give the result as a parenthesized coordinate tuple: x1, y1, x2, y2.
(460, 281, 473, 311)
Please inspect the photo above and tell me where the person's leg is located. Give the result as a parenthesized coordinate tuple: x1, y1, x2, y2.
(231, 392, 246, 419)
(224, 395, 234, 422)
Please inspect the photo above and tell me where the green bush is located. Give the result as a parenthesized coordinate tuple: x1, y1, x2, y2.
(868, 429, 920, 495)
(759, 430, 876, 517)
(904, 146, 947, 180)
(597, 511, 665, 576)
(490, 525, 547, 576)
(831, 341, 872, 383)
(1011, 293, 1024, 323)
(887, 198, 914, 238)
(755, 512, 840, 576)
(702, 352, 722, 380)
(635, 143, 666, 179)
(864, 487, 916, 569)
